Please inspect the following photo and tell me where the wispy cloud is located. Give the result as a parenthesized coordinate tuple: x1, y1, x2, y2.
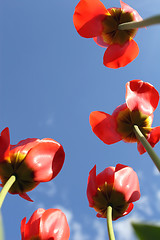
(153, 166, 159, 176)
(93, 220, 106, 240)
(114, 213, 142, 240)
(137, 195, 153, 216)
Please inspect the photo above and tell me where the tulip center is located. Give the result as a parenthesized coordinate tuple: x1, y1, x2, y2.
(116, 108, 152, 142)
(101, 8, 137, 45)
(0, 152, 38, 194)
(93, 182, 129, 220)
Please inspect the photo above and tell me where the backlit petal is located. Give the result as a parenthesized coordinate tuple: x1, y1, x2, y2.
(93, 36, 109, 48)
(0, 127, 10, 162)
(137, 126, 160, 154)
(87, 165, 97, 207)
(96, 167, 115, 186)
(40, 209, 70, 240)
(89, 111, 122, 144)
(25, 139, 65, 182)
(126, 80, 159, 115)
(73, 0, 107, 38)
(120, 0, 143, 22)
(114, 165, 140, 203)
(103, 39, 139, 68)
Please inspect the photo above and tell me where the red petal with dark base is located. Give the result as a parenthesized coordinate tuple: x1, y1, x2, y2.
(25, 139, 65, 182)
(73, 0, 107, 38)
(87, 165, 97, 207)
(103, 39, 139, 68)
(89, 111, 122, 144)
(126, 80, 159, 115)
(0, 127, 10, 162)
(137, 126, 160, 154)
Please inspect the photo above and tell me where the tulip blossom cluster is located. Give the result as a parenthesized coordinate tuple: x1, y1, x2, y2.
(87, 164, 140, 220)
(0, 127, 65, 201)
(90, 80, 160, 154)
(73, 0, 142, 68)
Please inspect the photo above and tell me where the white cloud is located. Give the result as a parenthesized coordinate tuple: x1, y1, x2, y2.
(71, 222, 90, 240)
(137, 195, 153, 216)
(93, 220, 105, 240)
(153, 166, 159, 176)
(114, 213, 142, 240)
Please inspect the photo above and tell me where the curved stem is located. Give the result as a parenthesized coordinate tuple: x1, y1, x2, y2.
(118, 14, 160, 30)
(107, 206, 115, 240)
(133, 125, 160, 172)
(0, 175, 16, 208)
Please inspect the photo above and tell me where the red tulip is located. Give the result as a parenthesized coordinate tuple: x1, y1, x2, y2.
(0, 128, 65, 201)
(21, 208, 70, 240)
(73, 0, 142, 68)
(87, 164, 140, 220)
(89, 80, 160, 154)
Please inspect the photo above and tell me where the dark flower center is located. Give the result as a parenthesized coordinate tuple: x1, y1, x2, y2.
(101, 8, 137, 45)
(116, 108, 152, 142)
(93, 182, 129, 220)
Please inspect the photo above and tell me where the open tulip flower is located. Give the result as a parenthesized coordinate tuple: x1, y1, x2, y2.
(90, 80, 160, 154)
(0, 127, 65, 201)
(73, 0, 142, 68)
(87, 164, 140, 220)
(21, 208, 70, 240)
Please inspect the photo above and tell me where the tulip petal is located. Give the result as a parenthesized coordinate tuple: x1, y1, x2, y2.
(19, 192, 34, 202)
(137, 126, 160, 154)
(96, 167, 115, 186)
(120, 0, 143, 22)
(87, 165, 97, 207)
(89, 111, 122, 144)
(114, 165, 140, 203)
(93, 36, 109, 48)
(126, 80, 159, 115)
(25, 139, 65, 182)
(73, 0, 107, 38)
(21, 208, 45, 240)
(10, 138, 40, 156)
(122, 203, 134, 217)
(40, 209, 70, 240)
(103, 39, 139, 68)
(0, 128, 10, 162)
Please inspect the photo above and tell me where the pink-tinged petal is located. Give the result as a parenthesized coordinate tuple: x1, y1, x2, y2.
(114, 165, 140, 203)
(89, 111, 122, 144)
(137, 126, 160, 154)
(96, 167, 115, 186)
(120, 0, 143, 22)
(10, 138, 40, 156)
(121, 203, 134, 217)
(103, 39, 139, 68)
(0, 127, 10, 162)
(19, 192, 34, 202)
(25, 139, 65, 182)
(112, 103, 128, 119)
(40, 209, 70, 240)
(87, 165, 97, 207)
(93, 36, 109, 48)
(21, 208, 45, 240)
(126, 80, 159, 115)
(73, 0, 107, 38)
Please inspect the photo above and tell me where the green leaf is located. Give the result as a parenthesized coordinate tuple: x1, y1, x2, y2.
(132, 222, 160, 240)
(0, 211, 4, 240)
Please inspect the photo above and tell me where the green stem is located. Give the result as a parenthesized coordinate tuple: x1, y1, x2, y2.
(107, 206, 115, 240)
(118, 14, 160, 30)
(0, 175, 16, 208)
(133, 125, 160, 172)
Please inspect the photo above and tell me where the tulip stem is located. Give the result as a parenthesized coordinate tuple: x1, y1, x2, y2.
(133, 125, 160, 172)
(107, 205, 115, 240)
(118, 14, 160, 30)
(0, 175, 16, 208)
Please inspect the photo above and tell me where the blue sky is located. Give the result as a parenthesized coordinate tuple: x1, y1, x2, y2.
(0, 0, 160, 239)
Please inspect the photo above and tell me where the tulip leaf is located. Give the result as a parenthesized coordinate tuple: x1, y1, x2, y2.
(132, 222, 160, 240)
(0, 211, 4, 240)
